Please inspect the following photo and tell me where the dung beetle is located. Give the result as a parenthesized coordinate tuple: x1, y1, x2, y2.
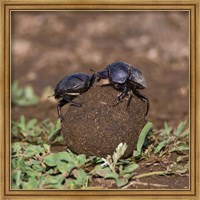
(96, 61, 149, 115)
(54, 73, 96, 120)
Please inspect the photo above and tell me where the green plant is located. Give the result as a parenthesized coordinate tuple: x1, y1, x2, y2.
(151, 120, 189, 156)
(11, 120, 189, 189)
(91, 143, 139, 187)
(133, 122, 153, 158)
(12, 116, 62, 145)
(11, 142, 139, 189)
(11, 143, 89, 189)
(11, 81, 38, 106)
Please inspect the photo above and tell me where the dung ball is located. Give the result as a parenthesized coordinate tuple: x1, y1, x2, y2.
(62, 85, 147, 158)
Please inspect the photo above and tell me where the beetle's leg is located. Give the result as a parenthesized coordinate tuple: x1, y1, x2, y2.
(63, 97, 82, 107)
(69, 100, 82, 107)
(57, 98, 68, 121)
(113, 85, 128, 106)
(126, 92, 133, 110)
(57, 98, 82, 121)
(117, 89, 128, 102)
(133, 90, 149, 116)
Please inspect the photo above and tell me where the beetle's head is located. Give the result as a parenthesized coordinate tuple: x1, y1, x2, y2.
(97, 69, 109, 78)
(53, 91, 61, 99)
(96, 69, 109, 82)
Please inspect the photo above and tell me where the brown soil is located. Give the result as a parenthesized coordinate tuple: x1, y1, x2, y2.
(11, 11, 189, 189)
(89, 163, 189, 189)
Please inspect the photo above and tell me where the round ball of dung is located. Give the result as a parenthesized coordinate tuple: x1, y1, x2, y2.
(62, 85, 147, 158)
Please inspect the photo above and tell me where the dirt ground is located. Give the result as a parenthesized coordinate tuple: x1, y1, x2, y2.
(11, 11, 189, 189)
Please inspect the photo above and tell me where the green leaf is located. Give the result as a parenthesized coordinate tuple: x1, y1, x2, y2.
(169, 144, 189, 153)
(55, 119, 61, 129)
(26, 119, 37, 129)
(89, 156, 103, 164)
(32, 164, 44, 172)
(26, 170, 39, 178)
(19, 115, 26, 130)
(47, 120, 61, 141)
(76, 154, 87, 166)
(116, 177, 129, 187)
(43, 144, 50, 153)
(104, 170, 118, 179)
(178, 145, 189, 151)
(94, 165, 118, 179)
(154, 140, 167, 154)
(134, 122, 153, 157)
(11, 157, 25, 169)
(177, 155, 188, 163)
(12, 143, 21, 154)
(65, 179, 77, 189)
(112, 143, 127, 165)
(43, 154, 57, 167)
(123, 163, 139, 174)
(41, 174, 65, 188)
(24, 146, 38, 157)
(48, 130, 58, 141)
(12, 170, 22, 189)
(57, 161, 74, 174)
(73, 169, 88, 186)
(24, 159, 40, 166)
(52, 136, 63, 144)
(11, 81, 38, 106)
(22, 177, 39, 189)
(55, 151, 74, 163)
(174, 120, 187, 136)
(180, 128, 189, 137)
(164, 122, 171, 136)
(93, 165, 110, 176)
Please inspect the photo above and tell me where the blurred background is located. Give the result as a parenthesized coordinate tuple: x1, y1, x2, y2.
(11, 11, 189, 129)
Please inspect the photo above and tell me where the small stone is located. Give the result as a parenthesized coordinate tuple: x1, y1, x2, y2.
(62, 85, 147, 158)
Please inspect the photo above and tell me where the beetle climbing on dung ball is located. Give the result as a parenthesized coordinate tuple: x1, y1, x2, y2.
(53, 73, 96, 120)
(96, 61, 149, 115)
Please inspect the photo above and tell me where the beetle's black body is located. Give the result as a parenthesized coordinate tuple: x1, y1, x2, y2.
(97, 61, 149, 115)
(54, 73, 95, 120)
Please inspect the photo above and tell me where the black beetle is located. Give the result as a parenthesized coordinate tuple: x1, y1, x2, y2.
(96, 61, 149, 115)
(54, 73, 96, 120)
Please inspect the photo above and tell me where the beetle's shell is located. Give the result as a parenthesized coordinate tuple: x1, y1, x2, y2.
(54, 73, 91, 99)
(107, 62, 129, 84)
(100, 61, 147, 89)
(128, 66, 147, 89)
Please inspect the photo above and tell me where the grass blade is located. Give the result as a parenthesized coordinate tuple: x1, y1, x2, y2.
(164, 122, 171, 136)
(174, 120, 187, 136)
(154, 140, 167, 154)
(134, 122, 153, 158)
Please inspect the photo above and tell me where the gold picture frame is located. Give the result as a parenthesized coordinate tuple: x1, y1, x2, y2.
(0, 0, 199, 199)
